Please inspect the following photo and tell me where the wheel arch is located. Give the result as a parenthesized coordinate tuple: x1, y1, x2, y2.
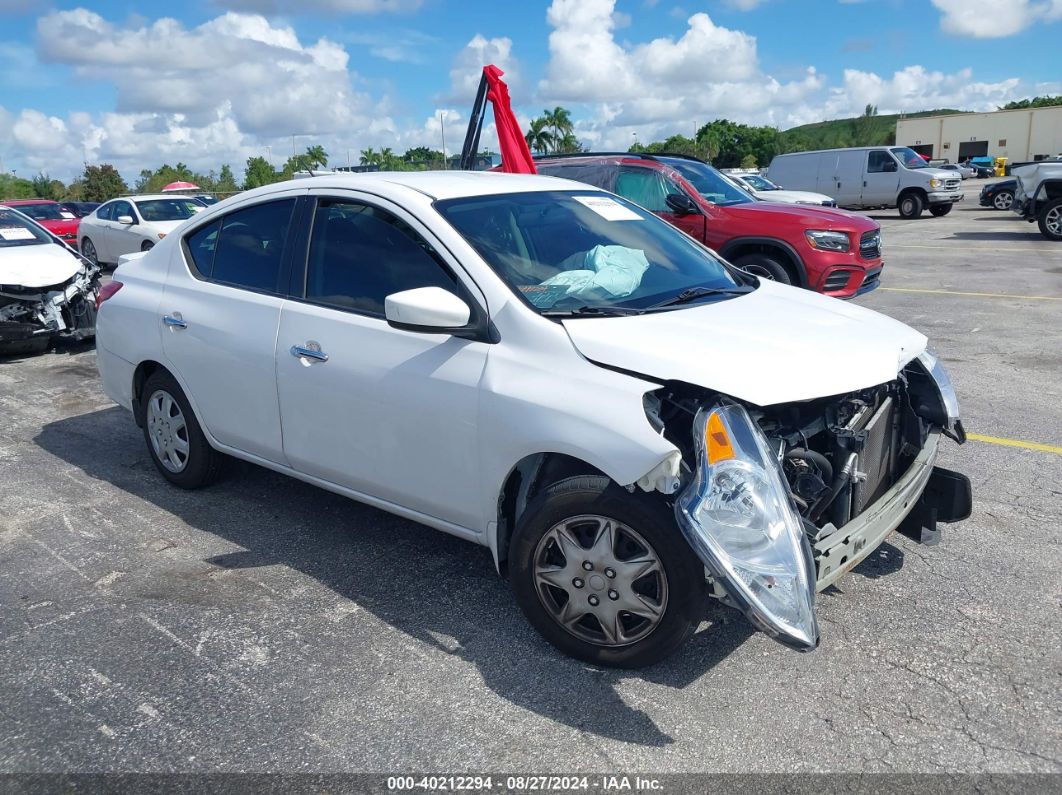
(718, 237, 806, 287)
(898, 186, 928, 204)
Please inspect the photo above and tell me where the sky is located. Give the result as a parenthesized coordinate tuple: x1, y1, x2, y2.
(1, 0, 1060, 182)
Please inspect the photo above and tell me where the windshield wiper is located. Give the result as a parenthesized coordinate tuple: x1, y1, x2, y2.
(646, 285, 751, 310)
(541, 305, 645, 317)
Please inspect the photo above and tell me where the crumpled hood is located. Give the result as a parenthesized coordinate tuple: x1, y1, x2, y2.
(0, 243, 84, 288)
(562, 280, 927, 407)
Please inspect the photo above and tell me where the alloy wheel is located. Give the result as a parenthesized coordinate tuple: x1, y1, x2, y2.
(532, 515, 668, 647)
(146, 389, 190, 473)
(993, 192, 1013, 210)
(81, 239, 98, 265)
(1045, 206, 1062, 237)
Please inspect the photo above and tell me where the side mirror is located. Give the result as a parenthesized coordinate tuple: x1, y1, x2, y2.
(883, 161, 898, 173)
(385, 286, 471, 335)
(117, 215, 135, 225)
(665, 193, 700, 216)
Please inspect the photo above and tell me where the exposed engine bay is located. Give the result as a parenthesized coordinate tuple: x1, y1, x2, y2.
(645, 356, 957, 538)
(0, 265, 100, 352)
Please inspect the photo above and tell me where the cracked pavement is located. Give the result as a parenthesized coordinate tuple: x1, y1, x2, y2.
(0, 194, 1060, 774)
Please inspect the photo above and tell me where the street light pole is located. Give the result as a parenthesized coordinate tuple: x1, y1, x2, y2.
(440, 112, 448, 170)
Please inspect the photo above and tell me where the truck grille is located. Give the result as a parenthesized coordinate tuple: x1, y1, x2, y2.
(859, 230, 882, 259)
(852, 397, 897, 516)
(944, 177, 961, 190)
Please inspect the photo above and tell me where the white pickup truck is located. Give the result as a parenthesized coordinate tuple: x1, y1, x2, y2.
(1012, 162, 1062, 240)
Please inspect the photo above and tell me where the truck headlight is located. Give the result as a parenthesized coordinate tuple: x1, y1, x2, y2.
(930, 177, 943, 189)
(917, 350, 965, 442)
(676, 403, 818, 650)
(805, 230, 850, 252)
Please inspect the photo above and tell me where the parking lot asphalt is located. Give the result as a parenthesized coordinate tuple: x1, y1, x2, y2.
(1, 186, 1060, 775)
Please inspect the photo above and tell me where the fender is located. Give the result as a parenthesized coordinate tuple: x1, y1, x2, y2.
(718, 236, 808, 287)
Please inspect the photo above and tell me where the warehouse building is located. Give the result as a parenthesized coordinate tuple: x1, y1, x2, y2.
(896, 105, 1062, 163)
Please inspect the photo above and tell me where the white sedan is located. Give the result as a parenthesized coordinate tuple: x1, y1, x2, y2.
(95, 172, 970, 666)
(729, 173, 838, 207)
(79, 194, 205, 267)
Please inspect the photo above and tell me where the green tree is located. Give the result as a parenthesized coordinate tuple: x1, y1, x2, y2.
(379, 147, 400, 170)
(78, 164, 128, 202)
(243, 156, 278, 189)
(31, 172, 61, 200)
(542, 107, 574, 153)
(305, 145, 328, 169)
(216, 164, 239, 193)
(740, 153, 758, 169)
(0, 173, 37, 199)
(854, 104, 879, 145)
(1001, 95, 1062, 110)
(524, 118, 554, 155)
(359, 148, 381, 166)
(402, 146, 444, 167)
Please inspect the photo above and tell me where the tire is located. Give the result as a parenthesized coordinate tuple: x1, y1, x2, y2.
(732, 253, 792, 284)
(898, 192, 924, 219)
(138, 370, 223, 489)
(929, 204, 953, 217)
(1037, 198, 1062, 241)
(141, 240, 154, 252)
(509, 476, 706, 668)
(992, 190, 1014, 211)
(81, 237, 98, 266)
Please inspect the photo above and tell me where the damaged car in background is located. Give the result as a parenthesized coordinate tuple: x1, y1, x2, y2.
(1, 206, 101, 355)
(94, 172, 971, 667)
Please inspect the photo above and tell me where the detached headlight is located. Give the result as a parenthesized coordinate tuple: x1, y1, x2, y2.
(676, 403, 818, 650)
(804, 229, 849, 252)
(917, 349, 965, 442)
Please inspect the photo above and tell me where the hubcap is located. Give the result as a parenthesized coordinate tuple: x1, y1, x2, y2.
(994, 192, 1012, 210)
(146, 389, 190, 473)
(1046, 206, 1062, 236)
(532, 515, 668, 647)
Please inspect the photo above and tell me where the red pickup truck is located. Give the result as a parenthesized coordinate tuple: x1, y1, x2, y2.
(534, 153, 883, 298)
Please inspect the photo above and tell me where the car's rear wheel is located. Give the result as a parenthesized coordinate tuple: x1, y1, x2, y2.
(1038, 198, 1062, 241)
(732, 254, 792, 284)
(898, 192, 924, 219)
(992, 190, 1014, 211)
(139, 370, 223, 489)
(929, 204, 953, 217)
(81, 238, 98, 265)
(509, 476, 705, 668)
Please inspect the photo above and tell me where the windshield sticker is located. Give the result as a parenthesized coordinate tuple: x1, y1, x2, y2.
(60, 212, 77, 219)
(519, 283, 572, 308)
(0, 227, 35, 241)
(572, 195, 643, 222)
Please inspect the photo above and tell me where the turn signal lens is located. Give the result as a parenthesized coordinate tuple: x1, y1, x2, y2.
(706, 410, 735, 464)
(157, 232, 167, 240)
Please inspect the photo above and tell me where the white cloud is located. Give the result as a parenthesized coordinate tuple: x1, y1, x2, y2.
(930, 0, 1062, 38)
(447, 34, 518, 102)
(828, 66, 1022, 117)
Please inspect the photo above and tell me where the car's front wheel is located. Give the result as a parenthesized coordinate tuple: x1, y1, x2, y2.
(898, 192, 924, 219)
(141, 240, 154, 252)
(509, 476, 705, 668)
(929, 204, 953, 217)
(139, 370, 223, 488)
(1038, 198, 1062, 241)
(732, 253, 792, 284)
(992, 190, 1014, 211)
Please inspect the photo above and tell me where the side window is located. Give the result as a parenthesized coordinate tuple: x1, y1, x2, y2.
(112, 201, 133, 220)
(867, 151, 895, 173)
(208, 199, 296, 294)
(185, 220, 220, 278)
(304, 199, 458, 316)
(97, 203, 114, 221)
(614, 168, 670, 213)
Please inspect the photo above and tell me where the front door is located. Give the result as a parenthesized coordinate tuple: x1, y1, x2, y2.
(160, 195, 301, 464)
(613, 166, 706, 242)
(275, 195, 488, 529)
(861, 150, 900, 205)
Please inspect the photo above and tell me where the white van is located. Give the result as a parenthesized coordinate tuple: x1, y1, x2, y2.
(767, 146, 964, 219)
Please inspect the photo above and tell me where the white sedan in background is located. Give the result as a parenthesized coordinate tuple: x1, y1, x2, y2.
(79, 194, 205, 267)
(729, 173, 838, 207)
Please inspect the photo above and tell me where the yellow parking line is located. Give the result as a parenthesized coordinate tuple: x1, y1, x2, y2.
(966, 433, 1062, 455)
(889, 244, 1062, 254)
(880, 287, 1062, 301)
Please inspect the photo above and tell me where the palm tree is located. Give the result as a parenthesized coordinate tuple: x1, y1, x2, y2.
(305, 145, 328, 169)
(542, 107, 573, 153)
(525, 118, 554, 155)
(359, 148, 381, 166)
(379, 147, 397, 170)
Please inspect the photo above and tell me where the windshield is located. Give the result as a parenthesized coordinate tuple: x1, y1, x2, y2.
(435, 190, 746, 314)
(743, 174, 777, 190)
(135, 198, 203, 222)
(891, 147, 929, 169)
(0, 208, 52, 248)
(12, 202, 66, 221)
(659, 159, 753, 206)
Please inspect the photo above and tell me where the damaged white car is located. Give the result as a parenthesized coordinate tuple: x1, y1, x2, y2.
(95, 173, 971, 666)
(1, 206, 101, 355)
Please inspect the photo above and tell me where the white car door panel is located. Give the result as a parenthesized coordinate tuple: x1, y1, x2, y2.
(276, 193, 488, 529)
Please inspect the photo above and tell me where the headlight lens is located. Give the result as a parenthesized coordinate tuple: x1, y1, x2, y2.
(804, 229, 850, 252)
(918, 349, 962, 435)
(676, 403, 818, 649)
(930, 177, 943, 189)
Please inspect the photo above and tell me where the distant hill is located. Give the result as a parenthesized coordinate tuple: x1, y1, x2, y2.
(779, 109, 967, 152)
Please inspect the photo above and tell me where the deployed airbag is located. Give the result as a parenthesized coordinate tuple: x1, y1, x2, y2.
(542, 244, 649, 299)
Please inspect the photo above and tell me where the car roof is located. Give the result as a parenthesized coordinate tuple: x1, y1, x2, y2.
(252, 171, 591, 201)
(2, 198, 58, 205)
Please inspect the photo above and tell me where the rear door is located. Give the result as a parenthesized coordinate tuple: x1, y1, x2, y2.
(861, 150, 900, 205)
(160, 193, 302, 464)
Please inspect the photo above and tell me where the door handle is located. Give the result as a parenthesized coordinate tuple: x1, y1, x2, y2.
(163, 314, 187, 329)
(290, 343, 328, 362)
